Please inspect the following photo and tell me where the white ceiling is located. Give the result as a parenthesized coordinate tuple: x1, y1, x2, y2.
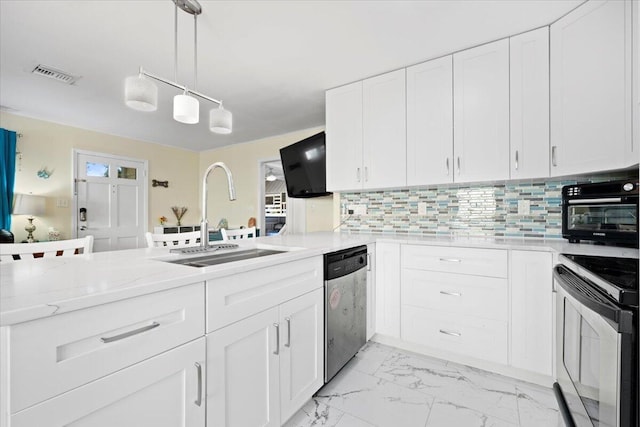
(0, 0, 583, 152)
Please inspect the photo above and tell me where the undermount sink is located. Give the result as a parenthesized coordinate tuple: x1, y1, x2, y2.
(166, 248, 288, 268)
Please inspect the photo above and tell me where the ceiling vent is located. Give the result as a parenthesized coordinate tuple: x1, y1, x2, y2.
(31, 64, 80, 85)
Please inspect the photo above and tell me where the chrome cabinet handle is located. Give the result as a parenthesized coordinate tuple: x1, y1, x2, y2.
(440, 291, 462, 297)
(551, 146, 557, 167)
(446, 158, 450, 176)
(439, 258, 461, 263)
(356, 167, 361, 182)
(194, 362, 203, 407)
(366, 253, 371, 271)
(457, 157, 460, 175)
(439, 329, 461, 337)
(285, 317, 291, 348)
(364, 166, 369, 182)
(273, 323, 280, 355)
(100, 321, 160, 343)
(515, 150, 519, 171)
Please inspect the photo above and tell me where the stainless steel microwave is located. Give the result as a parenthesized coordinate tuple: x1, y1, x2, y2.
(562, 180, 639, 247)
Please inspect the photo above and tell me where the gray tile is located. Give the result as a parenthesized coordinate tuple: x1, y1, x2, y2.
(425, 400, 519, 427)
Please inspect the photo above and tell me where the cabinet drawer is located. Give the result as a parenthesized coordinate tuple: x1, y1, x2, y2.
(207, 256, 322, 332)
(402, 245, 507, 278)
(401, 269, 507, 321)
(10, 283, 204, 413)
(401, 305, 507, 364)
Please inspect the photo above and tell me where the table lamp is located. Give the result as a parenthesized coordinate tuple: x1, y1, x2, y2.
(13, 194, 46, 243)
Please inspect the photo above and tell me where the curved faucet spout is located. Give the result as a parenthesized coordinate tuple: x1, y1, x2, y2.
(201, 162, 236, 247)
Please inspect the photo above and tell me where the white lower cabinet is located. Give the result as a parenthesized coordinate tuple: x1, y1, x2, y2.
(207, 288, 324, 427)
(510, 250, 553, 376)
(11, 338, 206, 427)
(374, 242, 401, 337)
(366, 243, 376, 340)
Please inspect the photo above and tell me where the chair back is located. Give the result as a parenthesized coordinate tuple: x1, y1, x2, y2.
(220, 227, 256, 241)
(145, 231, 201, 248)
(0, 236, 94, 262)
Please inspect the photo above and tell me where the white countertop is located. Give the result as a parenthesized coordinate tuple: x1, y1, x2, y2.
(1, 232, 637, 326)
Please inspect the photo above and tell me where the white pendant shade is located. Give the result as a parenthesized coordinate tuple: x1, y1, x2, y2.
(173, 94, 200, 124)
(124, 75, 158, 112)
(210, 106, 232, 134)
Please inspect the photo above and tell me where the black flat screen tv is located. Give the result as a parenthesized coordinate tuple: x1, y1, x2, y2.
(279, 131, 331, 198)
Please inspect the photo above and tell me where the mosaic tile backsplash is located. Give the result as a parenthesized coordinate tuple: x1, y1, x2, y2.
(339, 172, 637, 239)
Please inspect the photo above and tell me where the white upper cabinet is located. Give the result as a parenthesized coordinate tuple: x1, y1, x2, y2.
(406, 56, 454, 186)
(326, 81, 363, 192)
(550, 0, 633, 176)
(362, 69, 407, 190)
(634, 0, 639, 157)
(510, 27, 550, 179)
(453, 39, 510, 182)
(326, 69, 406, 192)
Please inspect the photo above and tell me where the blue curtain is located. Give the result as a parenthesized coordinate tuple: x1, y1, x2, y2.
(0, 128, 17, 230)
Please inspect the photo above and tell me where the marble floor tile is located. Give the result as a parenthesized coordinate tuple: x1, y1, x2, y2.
(425, 400, 519, 427)
(515, 382, 561, 427)
(334, 414, 376, 427)
(289, 342, 561, 427)
(374, 350, 520, 424)
(315, 366, 433, 427)
(343, 341, 394, 376)
(283, 398, 345, 427)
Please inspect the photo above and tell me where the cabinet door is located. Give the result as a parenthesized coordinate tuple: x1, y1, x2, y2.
(362, 69, 407, 189)
(406, 56, 454, 186)
(326, 81, 364, 192)
(453, 39, 510, 182)
(634, 0, 639, 156)
(550, 0, 633, 176)
(375, 242, 401, 337)
(510, 250, 553, 376)
(207, 307, 280, 427)
(366, 243, 376, 340)
(11, 338, 205, 427)
(279, 288, 324, 423)
(510, 27, 550, 179)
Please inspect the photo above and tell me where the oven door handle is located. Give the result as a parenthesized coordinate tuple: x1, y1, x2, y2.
(554, 265, 634, 334)
(567, 197, 622, 204)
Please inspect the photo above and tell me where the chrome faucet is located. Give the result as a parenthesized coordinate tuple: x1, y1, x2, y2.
(200, 162, 236, 247)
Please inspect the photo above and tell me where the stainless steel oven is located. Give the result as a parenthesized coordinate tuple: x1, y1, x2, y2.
(554, 254, 638, 427)
(562, 180, 638, 247)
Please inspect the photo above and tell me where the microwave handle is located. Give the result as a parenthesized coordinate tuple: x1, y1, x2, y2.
(554, 266, 633, 334)
(567, 198, 623, 204)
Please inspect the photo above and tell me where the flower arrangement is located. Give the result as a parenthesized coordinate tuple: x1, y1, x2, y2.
(171, 206, 188, 226)
(159, 216, 168, 225)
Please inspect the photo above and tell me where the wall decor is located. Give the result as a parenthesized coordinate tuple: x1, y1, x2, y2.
(152, 179, 169, 188)
(37, 167, 52, 179)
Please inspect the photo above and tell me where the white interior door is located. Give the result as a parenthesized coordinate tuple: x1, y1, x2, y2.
(74, 150, 147, 252)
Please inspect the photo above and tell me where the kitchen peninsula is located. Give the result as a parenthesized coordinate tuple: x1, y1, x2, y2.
(1, 232, 637, 426)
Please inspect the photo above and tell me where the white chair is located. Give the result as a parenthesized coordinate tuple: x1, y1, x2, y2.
(220, 227, 257, 241)
(145, 231, 201, 248)
(0, 236, 94, 262)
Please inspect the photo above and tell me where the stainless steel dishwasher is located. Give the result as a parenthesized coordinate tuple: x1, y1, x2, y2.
(324, 245, 367, 383)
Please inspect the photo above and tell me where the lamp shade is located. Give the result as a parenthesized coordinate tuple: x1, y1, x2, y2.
(210, 106, 232, 134)
(174, 94, 200, 124)
(13, 194, 46, 216)
(125, 75, 158, 111)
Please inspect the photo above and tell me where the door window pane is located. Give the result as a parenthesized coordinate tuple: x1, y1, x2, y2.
(117, 166, 137, 180)
(86, 162, 109, 177)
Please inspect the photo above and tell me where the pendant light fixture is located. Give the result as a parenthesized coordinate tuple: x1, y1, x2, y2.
(266, 168, 277, 182)
(124, 0, 232, 134)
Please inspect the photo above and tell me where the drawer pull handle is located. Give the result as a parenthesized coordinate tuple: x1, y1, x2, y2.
(285, 317, 291, 347)
(439, 329, 461, 337)
(194, 362, 203, 407)
(440, 291, 462, 297)
(273, 323, 280, 355)
(100, 321, 160, 343)
(439, 258, 461, 263)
